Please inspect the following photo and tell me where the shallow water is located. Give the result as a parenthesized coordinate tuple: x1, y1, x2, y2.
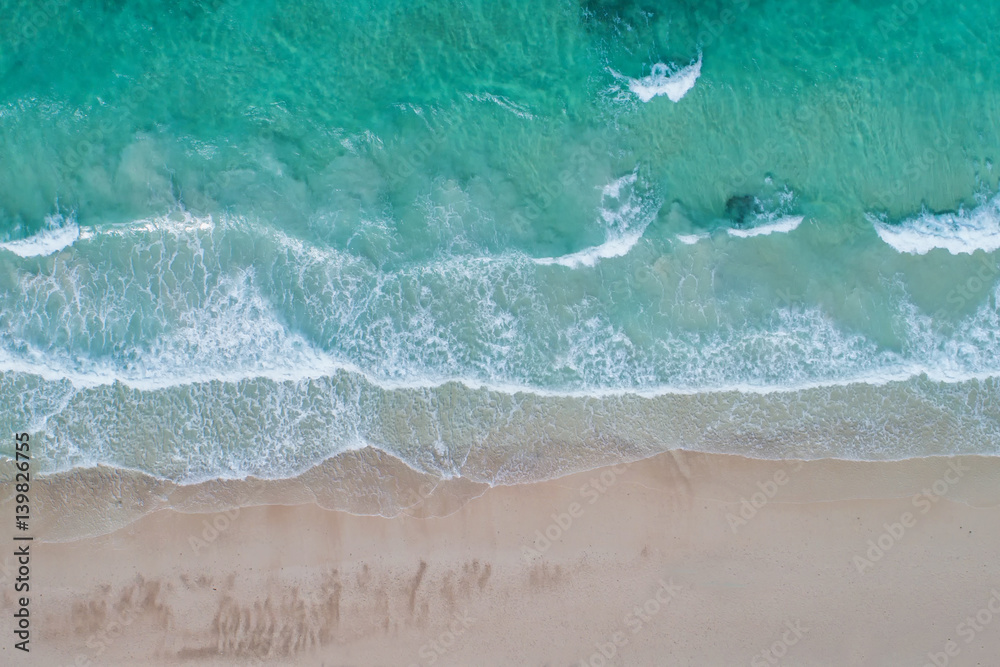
(2, 0, 999, 482)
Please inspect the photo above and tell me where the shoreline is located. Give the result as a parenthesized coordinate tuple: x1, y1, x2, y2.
(4, 450, 1000, 664)
(10, 448, 1000, 543)
(11, 373, 1000, 484)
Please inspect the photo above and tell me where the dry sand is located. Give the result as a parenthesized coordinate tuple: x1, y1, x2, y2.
(3, 450, 1000, 666)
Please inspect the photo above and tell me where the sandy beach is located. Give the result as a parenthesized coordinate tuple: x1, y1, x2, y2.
(5, 1, 1000, 665)
(2, 450, 998, 666)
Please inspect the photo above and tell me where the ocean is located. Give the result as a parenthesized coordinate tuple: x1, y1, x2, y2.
(2, 0, 999, 490)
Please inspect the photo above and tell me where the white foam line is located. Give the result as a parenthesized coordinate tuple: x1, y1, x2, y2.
(727, 215, 803, 238)
(533, 229, 644, 268)
(534, 169, 651, 267)
(872, 197, 1000, 255)
(676, 233, 708, 245)
(1, 352, 997, 399)
(0, 220, 80, 257)
(2, 211, 219, 258)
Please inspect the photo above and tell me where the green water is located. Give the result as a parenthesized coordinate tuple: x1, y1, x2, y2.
(1, 0, 999, 482)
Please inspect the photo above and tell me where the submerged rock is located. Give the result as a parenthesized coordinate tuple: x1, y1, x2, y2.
(725, 195, 758, 227)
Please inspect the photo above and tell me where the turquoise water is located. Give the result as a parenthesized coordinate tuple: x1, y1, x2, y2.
(2, 0, 1000, 483)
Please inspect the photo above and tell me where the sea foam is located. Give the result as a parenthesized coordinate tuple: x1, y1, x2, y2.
(872, 195, 1000, 255)
(728, 215, 803, 238)
(618, 55, 703, 103)
(0, 216, 80, 257)
(673, 216, 802, 245)
(534, 170, 654, 267)
(6, 207, 1000, 394)
(6, 208, 1000, 487)
(533, 229, 645, 268)
(675, 233, 708, 245)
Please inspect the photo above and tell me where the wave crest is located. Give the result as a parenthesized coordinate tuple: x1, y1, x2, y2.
(873, 195, 1000, 255)
(0, 215, 80, 257)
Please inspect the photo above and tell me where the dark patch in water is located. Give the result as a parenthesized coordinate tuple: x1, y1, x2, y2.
(725, 195, 759, 228)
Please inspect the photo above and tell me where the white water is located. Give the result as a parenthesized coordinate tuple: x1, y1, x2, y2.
(0, 215, 80, 257)
(728, 215, 803, 238)
(873, 195, 1000, 255)
(620, 55, 703, 103)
